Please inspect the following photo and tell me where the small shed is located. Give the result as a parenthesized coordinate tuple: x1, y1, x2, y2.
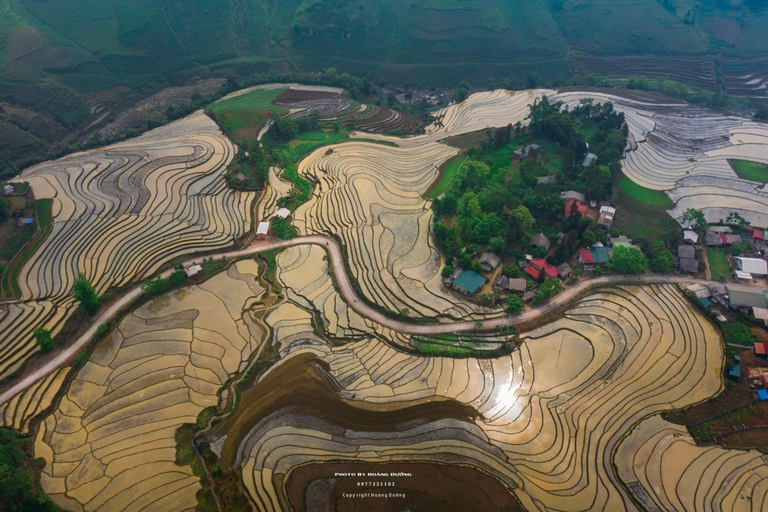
(557, 262, 573, 280)
(709, 226, 733, 234)
(2, 184, 13, 195)
(560, 190, 586, 203)
(679, 258, 699, 273)
(598, 206, 616, 230)
(16, 217, 34, 227)
(682, 230, 699, 245)
(530, 233, 551, 251)
(755, 343, 768, 358)
(758, 389, 768, 401)
(582, 153, 598, 167)
(274, 208, 291, 219)
(478, 252, 501, 273)
(185, 265, 203, 277)
(256, 221, 270, 239)
(537, 175, 559, 185)
(678, 245, 696, 259)
(726, 364, 741, 380)
(735, 257, 768, 276)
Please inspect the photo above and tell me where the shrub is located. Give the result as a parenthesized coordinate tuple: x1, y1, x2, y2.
(72, 274, 101, 315)
(141, 276, 170, 295)
(441, 265, 455, 278)
(271, 217, 297, 240)
(505, 295, 524, 313)
(535, 278, 563, 302)
(34, 328, 55, 353)
(169, 270, 186, 286)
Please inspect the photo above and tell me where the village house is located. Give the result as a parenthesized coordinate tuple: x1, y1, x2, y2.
(704, 232, 723, 246)
(493, 275, 527, 293)
(537, 175, 559, 185)
(478, 252, 501, 273)
(256, 221, 270, 239)
(682, 230, 699, 245)
(597, 206, 616, 230)
(557, 262, 573, 280)
(726, 283, 768, 310)
(525, 258, 559, 280)
(565, 198, 588, 218)
(582, 153, 598, 167)
(273, 208, 291, 219)
(560, 190, 586, 203)
(677, 245, 699, 273)
(529, 233, 551, 251)
(578, 248, 595, 271)
(452, 270, 485, 295)
(513, 144, 542, 160)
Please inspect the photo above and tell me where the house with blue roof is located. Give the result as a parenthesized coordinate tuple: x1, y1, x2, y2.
(452, 270, 486, 296)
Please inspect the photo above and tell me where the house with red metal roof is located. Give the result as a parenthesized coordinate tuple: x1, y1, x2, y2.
(755, 342, 768, 359)
(526, 258, 559, 280)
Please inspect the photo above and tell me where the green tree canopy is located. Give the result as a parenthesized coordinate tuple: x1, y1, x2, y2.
(512, 205, 535, 230)
(682, 208, 708, 233)
(72, 274, 101, 315)
(505, 295, 524, 313)
(613, 246, 648, 274)
(34, 328, 54, 353)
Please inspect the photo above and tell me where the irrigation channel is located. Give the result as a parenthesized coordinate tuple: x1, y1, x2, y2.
(0, 233, 746, 406)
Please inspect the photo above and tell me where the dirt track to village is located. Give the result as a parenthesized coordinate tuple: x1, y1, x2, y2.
(0, 234, 723, 406)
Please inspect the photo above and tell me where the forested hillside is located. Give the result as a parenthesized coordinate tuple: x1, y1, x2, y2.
(1, 0, 767, 170)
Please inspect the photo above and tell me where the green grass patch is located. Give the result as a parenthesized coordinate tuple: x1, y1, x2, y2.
(707, 248, 731, 281)
(1, 199, 53, 299)
(259, 249, 282, 283)
(207, 88, 287, 115)
(729, 159, 768, 184)
(721, 322, 759, 346)
(207, 89, 288, 143)
(429, 155, 467, 199)
(616, 174, 674, 207)
(413, 339, 484, 357)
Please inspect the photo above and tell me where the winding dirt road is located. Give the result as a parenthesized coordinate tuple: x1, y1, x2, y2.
(0, 235, 719, 405)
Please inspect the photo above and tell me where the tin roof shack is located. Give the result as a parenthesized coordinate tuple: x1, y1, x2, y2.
(683, 230, 699, 245)
(597, 206, 616, 231)
(478, 252, 501, 273)
(565, 198, 588, 218)
(557, 263, 573, 280)
(256, 221, 270, 239)
(756, 343, 768, 359)
(560, 190, 586, 203)
(735, 257, 768, 276)
(452, 270, 485, 296)
(582, 153, 598, 167)
(704, 232, 723, 246)
(679, 258, 699, 273)
(726, 284, 768, 310)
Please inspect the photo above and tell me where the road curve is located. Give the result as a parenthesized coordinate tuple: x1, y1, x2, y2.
(0, 235, 717, 405)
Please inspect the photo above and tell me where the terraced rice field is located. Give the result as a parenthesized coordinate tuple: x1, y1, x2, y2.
(0, 111, 254, 383)
(292, 90, 551, 320)
(617, 415, 768, 511)
(256, 166, 293, 221)
(34, 262, 268, 512)
(231, 284, 743, 512)
(552, 90, 768, 227)
(0, 367, 70, 432)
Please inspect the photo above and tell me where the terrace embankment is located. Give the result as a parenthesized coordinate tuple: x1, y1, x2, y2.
(219, 353, 479, 465)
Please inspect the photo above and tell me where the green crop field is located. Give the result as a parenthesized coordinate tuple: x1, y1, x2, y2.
(616, 174, 674, 207)
(707, 248, 731, 281)
(429, 156, 467, 199)
(729, 159, 768, 184)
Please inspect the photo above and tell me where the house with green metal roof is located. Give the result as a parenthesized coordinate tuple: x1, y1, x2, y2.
(452, 270, 486, 295)
(591, 246, 611, 265)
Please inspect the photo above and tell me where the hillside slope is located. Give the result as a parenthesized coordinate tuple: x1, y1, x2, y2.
(0, 0, 767, 170)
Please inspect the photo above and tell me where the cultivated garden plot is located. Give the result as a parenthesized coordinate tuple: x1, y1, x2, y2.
(0, 111, 254, 385)
(617, 415, 768, 512)
(34, 262, 267, 512)
(231, 284, 743, 512)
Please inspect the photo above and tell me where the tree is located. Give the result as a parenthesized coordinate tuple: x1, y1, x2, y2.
(613, 246, 648, 274)
(505, 295, 524, 313)
(169, 270, 186, 286)
(0, 197, 8, 222)
(755, 104, 768, 121)
(535, 278, 563, 302)
(512, 205, 535, 230)
(441, 265, 455, 278)
(73, 274, 101, 315)
(648, 241, 675, 273)
(141, 276, 169, 296)
(34, 328, 55, 353)
(682, 208, 708, 233)
(489, 236, 506, 254)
